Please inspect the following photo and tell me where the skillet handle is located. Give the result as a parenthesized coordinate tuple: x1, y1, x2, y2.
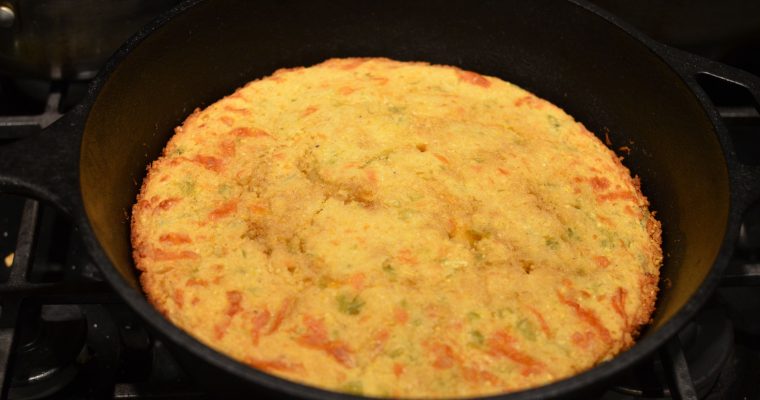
(0, 104, 85, 217)
(666, 47, 760, 211)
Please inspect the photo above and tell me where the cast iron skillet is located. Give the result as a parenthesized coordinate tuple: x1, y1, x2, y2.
(1, 0, 759, 398)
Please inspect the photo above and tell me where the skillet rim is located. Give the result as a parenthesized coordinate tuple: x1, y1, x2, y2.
(75, 0, 740, 398)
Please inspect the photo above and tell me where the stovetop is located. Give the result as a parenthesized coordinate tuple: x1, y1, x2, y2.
(0, 76, 758, 400)
(1, 5, 759, 400)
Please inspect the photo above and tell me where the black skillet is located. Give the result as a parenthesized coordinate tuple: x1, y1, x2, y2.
(1, 0, 759, 398)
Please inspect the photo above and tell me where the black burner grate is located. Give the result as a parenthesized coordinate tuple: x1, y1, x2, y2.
(0, 198, 205, 400)
(0, 83, 203, 400)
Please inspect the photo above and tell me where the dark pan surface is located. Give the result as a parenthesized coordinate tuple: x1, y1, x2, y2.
(77, 0, 732, 397)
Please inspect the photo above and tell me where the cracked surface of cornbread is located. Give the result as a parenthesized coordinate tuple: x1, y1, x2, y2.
(131, 58, 662, 398)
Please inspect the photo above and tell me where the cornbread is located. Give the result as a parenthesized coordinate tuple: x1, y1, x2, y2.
(131, 58, 662, 398)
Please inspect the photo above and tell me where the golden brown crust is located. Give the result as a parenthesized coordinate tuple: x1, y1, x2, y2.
(591, 142, 662, 349)
(131, 58, 662, 398)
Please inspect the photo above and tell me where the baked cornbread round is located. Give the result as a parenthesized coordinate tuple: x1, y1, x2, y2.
(131, 58, 662, 398)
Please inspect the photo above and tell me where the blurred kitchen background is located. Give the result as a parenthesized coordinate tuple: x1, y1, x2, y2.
(0, 1, 759, 80)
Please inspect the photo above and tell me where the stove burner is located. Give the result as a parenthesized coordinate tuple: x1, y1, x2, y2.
(610, 307, 735, 399)
(0, 195, 203, 399)
(8, 305, 86, 400)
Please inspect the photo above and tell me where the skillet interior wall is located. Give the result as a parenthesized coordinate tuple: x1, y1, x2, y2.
(80, 0, 729, 333)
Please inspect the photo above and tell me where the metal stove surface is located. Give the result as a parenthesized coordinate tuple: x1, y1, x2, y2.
(0, 77, 758, 400)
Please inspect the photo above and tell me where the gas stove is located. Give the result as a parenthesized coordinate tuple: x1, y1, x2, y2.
(0, 3, 759, 400)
